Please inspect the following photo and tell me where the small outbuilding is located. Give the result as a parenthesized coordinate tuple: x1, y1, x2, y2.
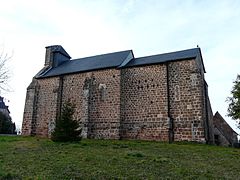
(213, 111, 238, 147)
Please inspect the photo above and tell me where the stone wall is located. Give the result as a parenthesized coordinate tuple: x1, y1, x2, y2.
(120, 59, 208, 142)
(168, 60, 205, 142)
(22, 77, 59, 137)
(22, 59, 211, 142)
(205, 94, 214, 143)
(60, 73, 90, 138)
(121, 64, 169, 140)
(61, 69, 121, 139)
(87, 69, 121, 139)
(35, 78, 59, 137)
(22, 79, 39, 135)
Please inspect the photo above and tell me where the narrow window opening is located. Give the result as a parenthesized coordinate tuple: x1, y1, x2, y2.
(99, 84, 106, 101)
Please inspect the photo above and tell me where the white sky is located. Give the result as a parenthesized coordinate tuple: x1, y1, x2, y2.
(0, 0, 239, 134)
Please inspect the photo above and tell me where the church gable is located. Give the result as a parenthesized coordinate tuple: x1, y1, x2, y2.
(213, 111, 238, 146)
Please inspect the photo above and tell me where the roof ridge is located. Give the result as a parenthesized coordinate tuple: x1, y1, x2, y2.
(135, 47, 199, 60)
(71, 50, 132, 61)
(125, 47, 199, 68)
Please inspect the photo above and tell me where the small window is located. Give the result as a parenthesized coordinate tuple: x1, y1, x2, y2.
(174, 85, 180, 101)
(190, 73, 198, 86)
(99, 84, 107, 101)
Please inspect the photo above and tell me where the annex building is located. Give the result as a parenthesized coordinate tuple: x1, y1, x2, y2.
(22, 45, 214, 143)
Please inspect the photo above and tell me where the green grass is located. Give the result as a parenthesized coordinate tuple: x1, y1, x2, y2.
(0, 136, 240, 179)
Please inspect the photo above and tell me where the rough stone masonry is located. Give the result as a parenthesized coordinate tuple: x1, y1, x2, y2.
(22, 45, 214, 143)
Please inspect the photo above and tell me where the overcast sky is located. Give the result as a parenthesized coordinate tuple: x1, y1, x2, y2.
(0, 0, 240, 134)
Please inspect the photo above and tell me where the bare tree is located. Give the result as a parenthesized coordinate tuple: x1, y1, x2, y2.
(0, 49, 12, 92)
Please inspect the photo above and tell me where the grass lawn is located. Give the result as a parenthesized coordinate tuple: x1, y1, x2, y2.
(0, 136, 240, 179)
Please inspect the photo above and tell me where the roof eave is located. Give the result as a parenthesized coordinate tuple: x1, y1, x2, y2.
(36, 65, 120, 79)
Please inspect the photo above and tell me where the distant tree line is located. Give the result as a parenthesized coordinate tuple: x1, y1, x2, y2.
(0, 112, 16, 134)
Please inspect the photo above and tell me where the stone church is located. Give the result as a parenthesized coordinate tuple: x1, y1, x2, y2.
(22, 45, 214, 143)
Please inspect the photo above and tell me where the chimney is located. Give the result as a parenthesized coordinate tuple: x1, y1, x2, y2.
(45, 45, 71, 67)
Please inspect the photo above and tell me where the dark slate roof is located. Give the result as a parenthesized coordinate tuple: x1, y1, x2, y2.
(37, 50, 133, 78)
(36, 47, 204, 78)
(125, 48, 200, 67)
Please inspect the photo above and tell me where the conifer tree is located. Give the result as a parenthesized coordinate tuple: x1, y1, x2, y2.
(0, 112, 16, 134)
(51, 101, 82, 142)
